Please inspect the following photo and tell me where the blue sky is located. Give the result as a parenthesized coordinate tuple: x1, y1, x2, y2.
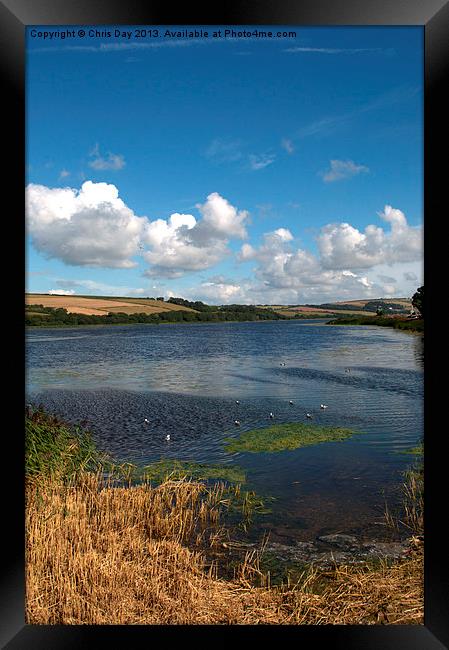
(26, 26, 423, 304)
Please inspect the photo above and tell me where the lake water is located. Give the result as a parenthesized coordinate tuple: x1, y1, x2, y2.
(26, 319, 423, 544)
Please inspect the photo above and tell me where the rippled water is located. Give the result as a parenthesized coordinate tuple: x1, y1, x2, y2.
(26, 320, 424, 543)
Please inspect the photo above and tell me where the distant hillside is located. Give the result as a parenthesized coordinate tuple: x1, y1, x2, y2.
(25, 294, 288, 327)
(332, 298, 412, 310)
(302, 298, 412, 315)
(258, 297, 412, 319)
(25, 293, 414, 326)
(25, 294, 198, 316)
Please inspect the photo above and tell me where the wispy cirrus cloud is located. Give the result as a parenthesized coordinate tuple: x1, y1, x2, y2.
(320, 159, 369, 182)
(248, 153, 276, 171)
(204, 138, 243, 164)
(88, 144, 125, 171)
(204, 139, 276, 172)
(53, 279, 147, 296)
(281, 138, 295, 154)
(29, 39, 211, 54)
(284, 47, 392, 54)
(99, 40, 208, 52)
(290, 85, 420, 142)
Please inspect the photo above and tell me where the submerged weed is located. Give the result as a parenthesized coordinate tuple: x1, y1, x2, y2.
(142, 459, 246, 484)
(224, 422, 363, 453)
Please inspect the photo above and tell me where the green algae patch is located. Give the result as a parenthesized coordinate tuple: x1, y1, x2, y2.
(142, 459, 246, 483)
(224, 422, 362, 453)
(395, 445, 423, 456)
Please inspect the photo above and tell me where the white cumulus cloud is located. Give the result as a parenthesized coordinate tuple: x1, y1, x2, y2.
(48, 289, 75, 295)
(142, 192, 249, 278)
(26, 182, 250, 278)
(196, 192, 248, 240)
(196, 280, 245, 303)
(318, 206, 422, 270)
(232, 206, 422, 304)
(26, 180, 146, 268)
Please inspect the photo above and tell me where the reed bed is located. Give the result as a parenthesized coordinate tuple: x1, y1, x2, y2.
(384, 450, 424, 537)
(26, 469, 423, 625)
(26, 473, 226, 624)
(25, 409, 423, 625)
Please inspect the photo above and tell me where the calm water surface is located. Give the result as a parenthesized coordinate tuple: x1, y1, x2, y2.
(26, 320, 423, 544)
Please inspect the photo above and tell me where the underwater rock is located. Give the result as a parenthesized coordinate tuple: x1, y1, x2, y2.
(263, 535, 412, 569)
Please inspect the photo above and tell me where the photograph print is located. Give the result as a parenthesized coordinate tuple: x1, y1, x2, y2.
(25, 23, 424, 626)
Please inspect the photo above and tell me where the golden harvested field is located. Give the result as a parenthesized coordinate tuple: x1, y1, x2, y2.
(25, 294, 198, 316)
(106, 305, 177, 315)
(104, 297, 197, 312)
(273, 306, 371, 317)
(336, 298, 412, 309)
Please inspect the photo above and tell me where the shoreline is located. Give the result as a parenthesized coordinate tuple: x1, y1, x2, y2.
(326, 316, 423, 334)
(25, 317, 331, 330)
(25, 410, 424, 625)
(25, 407, 423, 624)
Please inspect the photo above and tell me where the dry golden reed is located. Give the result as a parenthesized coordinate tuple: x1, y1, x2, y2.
(26, 470, 423, 625)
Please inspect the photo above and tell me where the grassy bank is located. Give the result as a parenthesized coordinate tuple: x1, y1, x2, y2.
(327, 315, 423, 333)
(26, 408, 423, 625)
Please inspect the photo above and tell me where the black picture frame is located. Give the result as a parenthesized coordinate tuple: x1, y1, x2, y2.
(3, 1, 447, 647)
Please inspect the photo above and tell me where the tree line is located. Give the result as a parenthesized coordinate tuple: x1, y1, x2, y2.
(25, 303, 290, 327)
